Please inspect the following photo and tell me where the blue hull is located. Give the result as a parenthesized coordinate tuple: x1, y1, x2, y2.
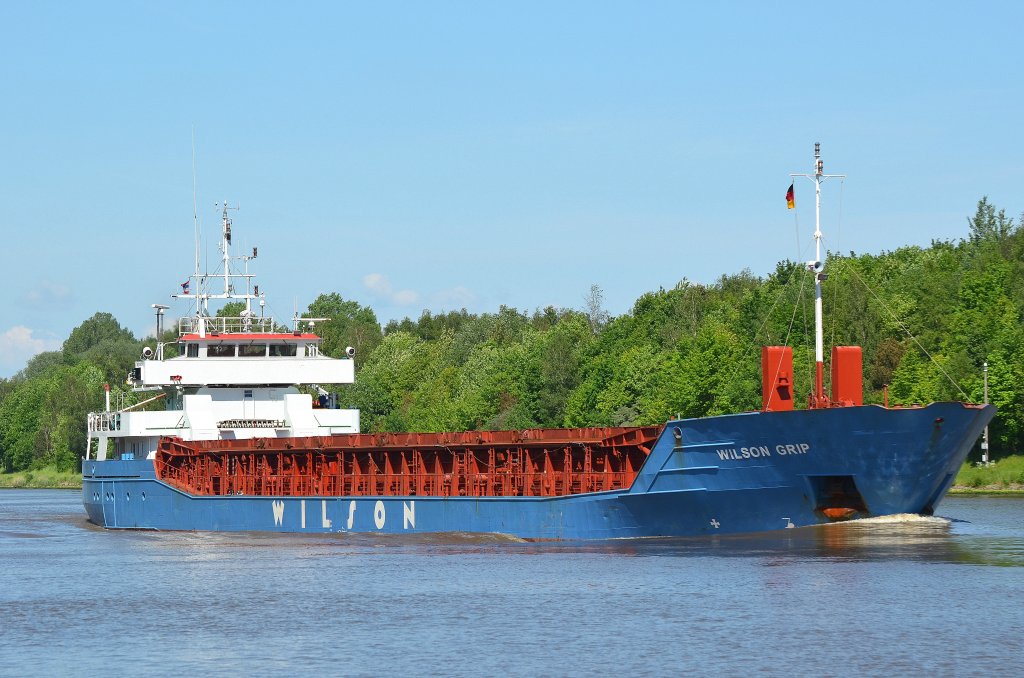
(82, 402, 993, 539)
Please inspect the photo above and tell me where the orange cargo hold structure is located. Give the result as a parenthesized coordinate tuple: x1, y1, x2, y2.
(761, 346, 794, 411)
(831, 346, 863, 406)
(155, 427, 661, 498)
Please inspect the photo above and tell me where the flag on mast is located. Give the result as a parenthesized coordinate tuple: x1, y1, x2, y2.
(785, 183, 795, 209)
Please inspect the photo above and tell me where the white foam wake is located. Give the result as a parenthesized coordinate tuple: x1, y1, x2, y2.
(846, 513, 951, 526)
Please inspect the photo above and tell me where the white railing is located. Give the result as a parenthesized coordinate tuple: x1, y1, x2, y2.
(178, 316, 278, 335)
(88, 411, 121, 432)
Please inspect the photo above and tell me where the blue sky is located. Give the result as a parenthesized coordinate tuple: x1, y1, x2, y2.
(1, 2, 1021, 376)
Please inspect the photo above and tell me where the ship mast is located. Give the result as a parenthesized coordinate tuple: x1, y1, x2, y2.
(172, 201, 261, 331)
(791, 143, 844, 407)
(219, 200, 235, 300)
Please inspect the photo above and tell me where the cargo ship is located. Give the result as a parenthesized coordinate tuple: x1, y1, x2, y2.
(82, 147, 994, 538)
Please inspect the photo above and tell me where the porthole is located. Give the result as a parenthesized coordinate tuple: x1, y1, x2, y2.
(126, 492, 131, 501)
(141, 492, 146, 501)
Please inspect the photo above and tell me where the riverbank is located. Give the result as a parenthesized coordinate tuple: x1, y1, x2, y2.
(0, 467, 81, 489)
(950, 455, 1024, 494)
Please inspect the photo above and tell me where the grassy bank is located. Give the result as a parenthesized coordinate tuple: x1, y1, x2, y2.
(951, 455, 1024, 494)
(0, 467, 81, 489)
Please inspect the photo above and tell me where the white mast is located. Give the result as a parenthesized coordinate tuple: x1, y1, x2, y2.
(220, 201, 233, 296)
(791, 143, 844, 406)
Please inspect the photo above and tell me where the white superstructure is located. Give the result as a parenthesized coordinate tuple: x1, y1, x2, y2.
(85, 204, 359, 462)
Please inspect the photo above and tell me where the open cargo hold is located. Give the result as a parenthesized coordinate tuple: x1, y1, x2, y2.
(156, 426, 662, 498)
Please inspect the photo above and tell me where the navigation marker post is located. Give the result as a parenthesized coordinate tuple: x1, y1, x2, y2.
(982, 361, 990, 464)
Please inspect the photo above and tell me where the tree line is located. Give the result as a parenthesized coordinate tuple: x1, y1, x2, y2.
(2, 198, 1021, 473)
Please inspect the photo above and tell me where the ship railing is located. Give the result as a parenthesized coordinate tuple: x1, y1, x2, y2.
(88, 411, 122, 433)
(178, 316, 278, 336)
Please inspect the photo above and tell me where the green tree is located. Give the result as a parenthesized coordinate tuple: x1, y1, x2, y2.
(216, 301, 247, 317)
(305, 293, 383, 365)
(0, 361, 103, 472)
(16, 351, 66, 380)
(584, 284, 610, 333)
(62, 313, 142, 384)
(347, 331, 430, 431)
(63, 312, 135, 356)
(967, 196, 1014, 249)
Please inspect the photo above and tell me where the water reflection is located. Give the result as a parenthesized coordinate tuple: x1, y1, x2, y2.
(89, 509, 1023, 567)
(9, 491, 1018, 567)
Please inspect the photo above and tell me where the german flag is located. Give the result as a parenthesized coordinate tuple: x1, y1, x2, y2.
(785, 183, 795, 209)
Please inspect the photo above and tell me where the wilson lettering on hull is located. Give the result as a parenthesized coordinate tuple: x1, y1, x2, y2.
(83, 402, 993, 540)
(715, 443, 810, 461)
(264, 499, 418, 530)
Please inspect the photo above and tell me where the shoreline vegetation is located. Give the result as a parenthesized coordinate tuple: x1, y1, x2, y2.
(951, 454, 1024, 494)
(3, 457, 1023, 494)
(2, 198, 1023, 498)
(0, 467, 81, 489)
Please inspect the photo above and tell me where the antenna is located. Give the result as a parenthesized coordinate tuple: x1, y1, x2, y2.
(191, 127, 200, 282)
(204, 236, 210, 316)
(214, 201, 240, 297)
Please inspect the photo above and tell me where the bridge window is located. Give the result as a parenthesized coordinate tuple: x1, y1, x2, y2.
(208, 344, 236, 357)
(269, 344, 298, 357)
(239, 344, 267, 357)
(186, 343, 199, 358)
